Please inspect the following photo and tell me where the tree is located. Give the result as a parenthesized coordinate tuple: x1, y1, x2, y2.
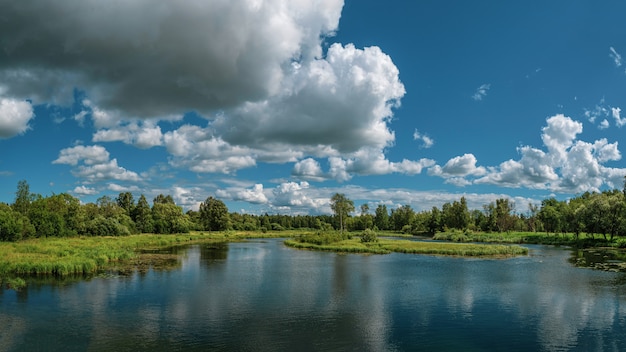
(0, 203, 35, 241)
(13, 180, 33, 215)
(390, 205, 415, 231)
(152, 203, 191, 234)
(426, 206, 442, 235)
(330, 193, 354, 233)
(116, 192, 135, 215)
(133, 194, 153, 233)
(199, 197, 231, 231)
(153, 194, 175, 205)
(374, 204, 389, 230)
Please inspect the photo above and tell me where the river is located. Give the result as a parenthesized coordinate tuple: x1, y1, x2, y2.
(1, 239, 625, 351)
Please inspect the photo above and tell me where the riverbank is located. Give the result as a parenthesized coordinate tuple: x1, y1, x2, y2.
(0, 231, 299, 289)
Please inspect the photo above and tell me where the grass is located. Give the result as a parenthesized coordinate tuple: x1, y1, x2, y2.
(432, 230, 624, 248)
(0, 231, 294, 282)
(285, 236, 528, 257)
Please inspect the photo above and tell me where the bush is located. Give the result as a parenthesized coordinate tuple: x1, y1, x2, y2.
(361, 229, 378, 243)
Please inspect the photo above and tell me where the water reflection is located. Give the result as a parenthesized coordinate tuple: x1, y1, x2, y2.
(0, 240, 625, 351)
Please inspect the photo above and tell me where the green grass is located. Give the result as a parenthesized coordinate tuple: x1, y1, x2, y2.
(0, 231, 278, 280)
(285, 237, 528, 257)
(433, 231, 622, 248)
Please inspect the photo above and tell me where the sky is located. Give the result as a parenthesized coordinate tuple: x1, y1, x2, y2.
(1, 0, 626, 215)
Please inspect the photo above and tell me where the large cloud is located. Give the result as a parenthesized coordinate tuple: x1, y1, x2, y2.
(0, 96, 34, 138)
(0, 0, 343, 117)
(215, 43, 405, 154)
(476, 114, 625, 192)
(53, 145, 141, 183)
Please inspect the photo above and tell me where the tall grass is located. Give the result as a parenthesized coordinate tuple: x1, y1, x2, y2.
(0, 232, 240, 278)
(285, 237, 528, 257)
(433, 231, 618, 248)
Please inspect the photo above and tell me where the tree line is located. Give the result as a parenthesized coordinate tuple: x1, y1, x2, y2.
(2, 180, 626, 241)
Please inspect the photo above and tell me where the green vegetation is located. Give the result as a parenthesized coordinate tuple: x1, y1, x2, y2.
(287, 229, 528, 257)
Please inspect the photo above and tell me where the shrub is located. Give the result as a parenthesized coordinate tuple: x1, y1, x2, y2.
(361, 229, 378, 243)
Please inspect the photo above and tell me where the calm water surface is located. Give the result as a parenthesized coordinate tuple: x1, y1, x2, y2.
(1, 239, 625, 351)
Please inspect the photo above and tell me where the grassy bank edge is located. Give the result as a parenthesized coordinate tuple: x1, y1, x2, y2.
(284, 237, 528, 257)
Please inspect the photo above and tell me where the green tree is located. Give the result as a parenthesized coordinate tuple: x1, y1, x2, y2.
(426, 206, 442, 235)
(330, 193, 354, 233)
(0, 203, 35, 241)
(116, 192, 135, 215)
(199, 197, 231, 231)
(374, 204, 389, 230)
(152, 203, 191, 234)
(13, 180, 33, 215)
(153, 194, 175, 205)
(133, 194, 154, 233)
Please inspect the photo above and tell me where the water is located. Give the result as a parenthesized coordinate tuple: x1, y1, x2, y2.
(1, 239, 625, 351)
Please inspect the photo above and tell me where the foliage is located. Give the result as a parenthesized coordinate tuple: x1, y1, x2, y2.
(199, 196, 231, 231)
(330, 193, 355, 233)
(360, 228, 378, 243)
(0, 203, 35, 241)
(286, 237, 528, 257)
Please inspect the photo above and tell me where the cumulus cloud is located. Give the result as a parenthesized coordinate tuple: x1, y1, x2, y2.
(215, 43, 405, 155)
(428, 154, 486, 185)
(1, 1, 430, 183)
(53, 145, 141, 183)
(73, 185, 98, 196)
(271, 181, 328, 212)
(293, 151, 434, 182)
(0, 0, 343, 117)
(217, 184, 268, 204)
(0, 96, 34, 138)
(471, 83, 490, 101)
(93, 120, 164, 149)
(476, 114, 625, 193)
(292, 158, 326, 181)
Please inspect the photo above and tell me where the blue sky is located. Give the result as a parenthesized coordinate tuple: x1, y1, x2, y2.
(1, 0, 626, 215)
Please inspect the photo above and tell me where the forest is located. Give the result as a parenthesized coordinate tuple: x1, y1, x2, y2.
(1, 179, 626, 243)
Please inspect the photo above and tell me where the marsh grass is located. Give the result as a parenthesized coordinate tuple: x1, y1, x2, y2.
(0, 232, 260, 280)
(285, 237, 528, 257)
(433, 231, 619, 248)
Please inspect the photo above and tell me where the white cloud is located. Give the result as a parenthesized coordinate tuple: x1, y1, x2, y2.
(53, 145, 141, 183)
(107, 183, 140, 193)
(93, 120, 164, 149)
(476, 114, 626, 193)
(215, 43, 405, 155)
(163, 124, 257, 174)
(583, 99, 609, 123)
(217, 184, 268, 204)
(292, 158, 326, 181)
(413, 129, 434, 148)
(271, 181, 328, 212)
(612, 107, 626, 127)
(428, 154, 486, 185)
(599, 119, 610, 129)
(0, 96, 34, 138)
(471, 83, 490, 101)
(294, 151, 435, 182)
(0, 0, 343, 118)
(609, 46, 622, 67)
(73, 185, 98, 195)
